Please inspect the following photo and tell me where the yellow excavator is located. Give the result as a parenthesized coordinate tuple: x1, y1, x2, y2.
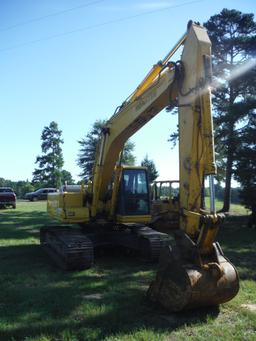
(41, 21, 239, 311)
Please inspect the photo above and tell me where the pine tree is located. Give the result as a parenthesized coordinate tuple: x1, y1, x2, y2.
(32, 121, 64, 187)
(77, 120, 104, 181)
(120, 140, 136, 166)
(141, 155, 159, 183)
(77, 119, 136, 180)
(204, 8, 256, 211)
(234, 113, 256, 226)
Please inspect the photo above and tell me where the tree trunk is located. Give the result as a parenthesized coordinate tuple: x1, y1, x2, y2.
(221, 146, 234, 212)
(201, 177, 206, 210)
(248, 205, 256, 228)
(221, 80, 236, 213)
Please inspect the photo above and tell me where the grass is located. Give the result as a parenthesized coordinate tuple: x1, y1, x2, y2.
(205, 197, 250, 215)
(0, 201, 255, 340)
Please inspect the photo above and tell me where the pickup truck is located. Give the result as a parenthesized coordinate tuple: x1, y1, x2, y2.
(0, 187, 16, 209)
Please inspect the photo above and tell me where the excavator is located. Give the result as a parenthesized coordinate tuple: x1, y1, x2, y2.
(41, 21, 239, 311)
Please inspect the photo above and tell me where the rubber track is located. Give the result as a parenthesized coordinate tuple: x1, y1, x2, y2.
(134, 226, 168, 261)
(40, 227, 93, 270)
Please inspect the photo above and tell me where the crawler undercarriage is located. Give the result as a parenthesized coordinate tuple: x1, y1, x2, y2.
(40, 224, 169, 270)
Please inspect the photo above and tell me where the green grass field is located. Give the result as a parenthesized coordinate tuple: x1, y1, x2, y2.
(0, 201, 255, 341)
(204, 197, 250, 215)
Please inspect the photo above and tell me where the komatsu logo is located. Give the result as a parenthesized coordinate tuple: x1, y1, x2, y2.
(135, 89, 157, 111)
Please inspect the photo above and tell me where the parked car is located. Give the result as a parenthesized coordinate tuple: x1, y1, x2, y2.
(0, 187, 16, 209)
(25, 188, 57, 201)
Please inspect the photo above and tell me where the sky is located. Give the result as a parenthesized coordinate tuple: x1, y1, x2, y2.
(0, 0, 255, 183)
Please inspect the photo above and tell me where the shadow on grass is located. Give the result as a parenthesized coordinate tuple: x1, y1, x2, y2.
(218, 215, 256, 281)
(0, 243, 220, 341)
(0, 209, 53, 240)
(0, 213, 254, 340)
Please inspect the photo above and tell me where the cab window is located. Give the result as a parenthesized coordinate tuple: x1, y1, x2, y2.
(117, 169, 150, 215)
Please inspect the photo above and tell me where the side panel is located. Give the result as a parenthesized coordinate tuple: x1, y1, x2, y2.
(47, 192, 90, 223)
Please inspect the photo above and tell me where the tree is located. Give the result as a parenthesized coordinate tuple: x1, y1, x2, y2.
(204, 8, 256, 211)
(121, 140, 136, 166)
(32, 121, 64, 188)
(141, 155, 159, 183)
(77, 119, 136, 180)
(14, 180, 35, 198)
(0, 178, 35, 198)
(77, 120, 104, 181)
(234, 113, 256, 226)
(61, 170, 75, 185)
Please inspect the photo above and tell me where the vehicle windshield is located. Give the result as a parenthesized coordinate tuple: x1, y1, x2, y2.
(35, 189, 43, 193)
(0, 188, 13, 193)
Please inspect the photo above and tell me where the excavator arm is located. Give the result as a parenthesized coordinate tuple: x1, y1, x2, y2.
(145, 24, 238, 311)
(178, 22, 218, 248)
(92, 22, 215, 244)
(90, 31, 190, 218)
(91, 62, 178, 217)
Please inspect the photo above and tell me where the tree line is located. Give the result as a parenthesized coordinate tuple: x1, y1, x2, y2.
(3, 8, 255, 220)
(31, 119, 158, 189)
(2, 119, 158, 198)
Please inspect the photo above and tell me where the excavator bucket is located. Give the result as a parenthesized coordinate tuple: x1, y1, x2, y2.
(147, 231, 239, 312)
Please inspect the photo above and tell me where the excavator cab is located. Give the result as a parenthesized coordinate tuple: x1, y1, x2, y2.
(116, 167, 151, 224)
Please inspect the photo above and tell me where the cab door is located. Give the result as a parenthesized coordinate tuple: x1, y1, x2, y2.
(116, 168, 151, 223)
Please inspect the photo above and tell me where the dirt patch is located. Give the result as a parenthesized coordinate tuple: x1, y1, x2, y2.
(82, 293, 103, 300)
(241, 304, 256, 312)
